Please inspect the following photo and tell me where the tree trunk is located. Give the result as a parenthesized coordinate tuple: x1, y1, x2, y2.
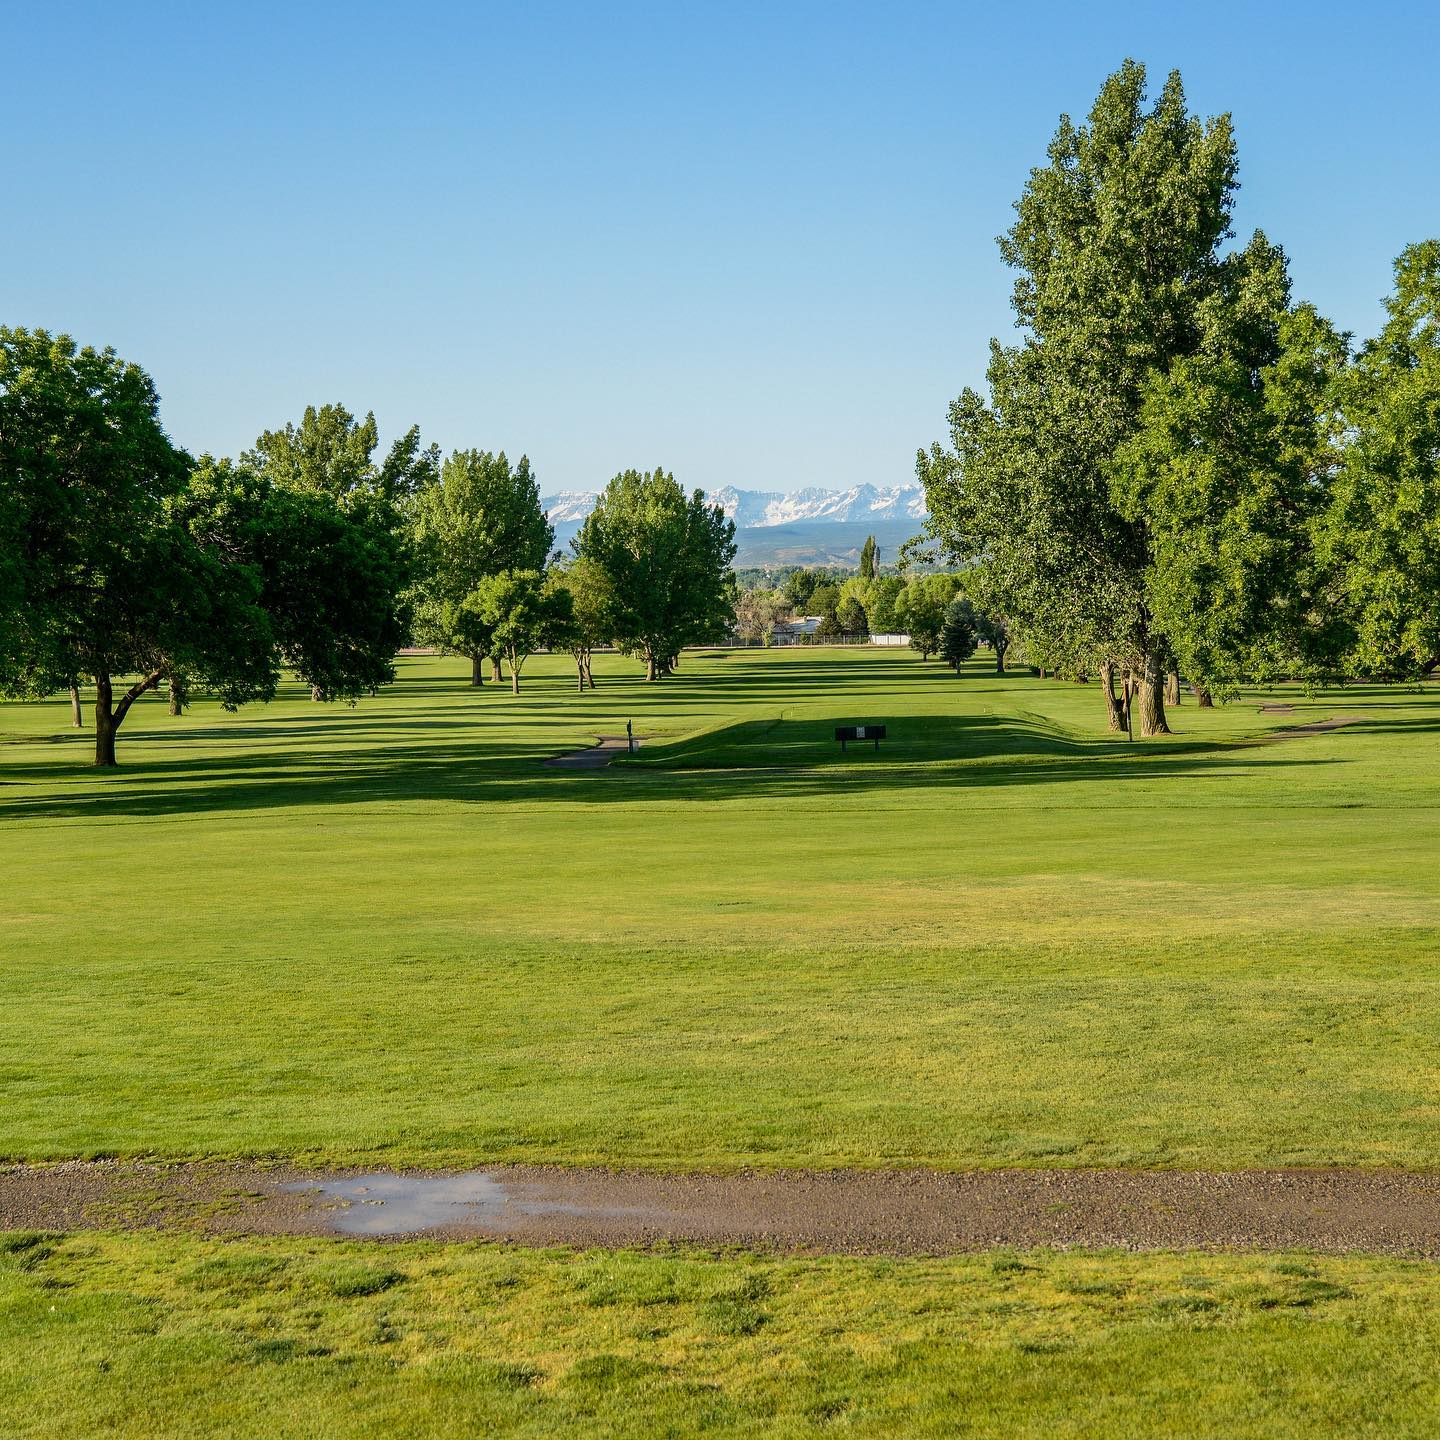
(69, 683, 83, 728)
(1099, 660, 1125, 732)
(311, 684, 324, 703)
(94, 673, 117, 767)
(92, 668, 163, 766)
(1192, 683, 1214, 708)
(994, 642, 1007, 675)
(168, 674, 188, 716)
(491, 656, 503, 682)
(471, 654, 484, 686)
(1165, 667, 1180, 707)
(646, 652, 657, 681)
(1137, 650, 1171, 736)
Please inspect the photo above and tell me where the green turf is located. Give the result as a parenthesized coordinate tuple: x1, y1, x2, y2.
(3, 1230, 1437, 1438)
(4, 647, 1440, 1170)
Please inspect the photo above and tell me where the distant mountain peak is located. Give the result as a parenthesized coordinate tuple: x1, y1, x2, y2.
(542, 482, 926, 534)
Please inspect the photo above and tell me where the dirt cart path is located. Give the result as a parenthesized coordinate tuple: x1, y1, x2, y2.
(7, 1162, 1440, 1256)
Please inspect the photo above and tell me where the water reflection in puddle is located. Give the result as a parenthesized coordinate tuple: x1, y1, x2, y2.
(286, 1171, 664, 1236)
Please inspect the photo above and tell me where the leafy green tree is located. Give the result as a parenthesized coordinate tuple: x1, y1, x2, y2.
(974, 607, 1012, 673)
(836, 596, 869, 637)
(896, 574, 959, 660)
(859, 535, 878, 579)
(1114, 240, 1349, 698)
(814, 609, 843, 641)
(575, 467, 736, 679)
(243, 403, 438, 506)
(207, 463, 411, 703)
(808, 581, 840, 616)
(547, 554, 613, 689)
(920, 62, 1257, 735)
(409, 450, 553, 684)
(940, 598, 978, 671)
(866, 575, 905, 633)
(1321, 241, 1440, 677)
(470, 569, 572, 694)
(245, 403, 429, 697)
(782, 568, 820, 610)
(0, 329, 277, 766)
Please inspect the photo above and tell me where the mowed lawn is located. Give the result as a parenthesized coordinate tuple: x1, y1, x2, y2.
(5, 1231, 1440, 1440)
(3, 646, 1440, 1171)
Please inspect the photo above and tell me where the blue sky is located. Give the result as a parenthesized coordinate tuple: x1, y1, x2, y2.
(4, 1, 1438, 495)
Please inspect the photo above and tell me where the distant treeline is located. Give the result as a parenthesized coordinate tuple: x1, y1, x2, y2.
(0, 343, 740, 765)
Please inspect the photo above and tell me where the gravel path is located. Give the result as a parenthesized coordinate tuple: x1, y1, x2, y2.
(6, 1162, 1440, 1256)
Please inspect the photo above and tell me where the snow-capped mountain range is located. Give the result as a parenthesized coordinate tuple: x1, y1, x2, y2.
(542, 482, 927, 533)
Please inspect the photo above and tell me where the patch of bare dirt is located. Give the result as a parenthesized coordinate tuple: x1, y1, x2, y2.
(7, 1162, 1440, 1256)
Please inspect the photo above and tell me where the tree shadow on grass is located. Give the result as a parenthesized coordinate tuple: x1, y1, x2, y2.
(0, 705, 1337, 822)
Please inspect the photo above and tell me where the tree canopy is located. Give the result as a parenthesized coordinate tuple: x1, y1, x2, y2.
(470, 569, 572, 693)
(408, 450, 553, 683)
(0, 329, 276, 764)
(919, 61, 1299, 733)
(575, 467, 735, 679)
(1321, 241, 1440, 677)
(243, 403, 438, 507)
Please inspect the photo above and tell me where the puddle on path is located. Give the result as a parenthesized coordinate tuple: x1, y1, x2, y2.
(285, 1170, 667, 1236)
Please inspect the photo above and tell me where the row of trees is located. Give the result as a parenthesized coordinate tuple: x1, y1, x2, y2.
(410, 457, 736, 691)
(0, 333, 738, 763)
(736, 565, 1011, 665)
(917, 61, 1440, 736)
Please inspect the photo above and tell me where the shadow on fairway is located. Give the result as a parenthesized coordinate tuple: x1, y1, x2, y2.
(0, 702, 1336, 821)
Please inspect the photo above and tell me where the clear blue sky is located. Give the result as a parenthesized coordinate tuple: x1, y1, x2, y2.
(5, 1, 1437, 495)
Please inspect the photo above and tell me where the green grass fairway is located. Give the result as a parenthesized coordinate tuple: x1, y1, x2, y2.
(5, 1231, 1439, 1438)
(4, 647, 1440, 1170)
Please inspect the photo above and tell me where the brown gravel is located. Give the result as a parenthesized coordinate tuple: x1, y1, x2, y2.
(5, 1161, 1440, 1256)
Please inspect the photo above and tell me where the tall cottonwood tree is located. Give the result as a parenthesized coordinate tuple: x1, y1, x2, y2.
(920, 62, 1250, 734)
(1115, 240, 1349, 696)
(575, 468, 735, 679)
(408, 450, 553, 684)
(1321, 241, 1440, 676)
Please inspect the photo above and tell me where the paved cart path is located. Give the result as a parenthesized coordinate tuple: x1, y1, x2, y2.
(1247, 714, 1365, 744)
(7, 1162, 1440, 1256)
(544, 735, 643, 769)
